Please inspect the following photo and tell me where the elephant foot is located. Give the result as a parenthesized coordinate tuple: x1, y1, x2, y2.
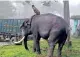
(46, 55, 53, 57)
(26, 48, 29, 50)
(58, 55, 62, 57)
(33, 48, 36, 52)
(25, 47, 29, 50)
(36, 51, 41, 54)
(33, 50, 36, 52)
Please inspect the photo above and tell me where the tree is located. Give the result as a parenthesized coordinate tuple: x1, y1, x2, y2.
(41, 1, 51, 6)
(0, 1, 16, 19)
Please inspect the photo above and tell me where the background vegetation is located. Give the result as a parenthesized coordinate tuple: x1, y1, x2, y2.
(0, 38, 80, 57)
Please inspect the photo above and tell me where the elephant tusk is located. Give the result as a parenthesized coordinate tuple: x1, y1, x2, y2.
(14, 36, 25, 44)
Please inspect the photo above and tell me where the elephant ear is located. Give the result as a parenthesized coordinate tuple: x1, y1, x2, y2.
(20, 18, 30, 29)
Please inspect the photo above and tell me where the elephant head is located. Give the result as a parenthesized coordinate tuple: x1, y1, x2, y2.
(14, 18, 31, 45)
(20, 18, 31, 36)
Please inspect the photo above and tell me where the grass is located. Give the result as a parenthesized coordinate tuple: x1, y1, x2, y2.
(0, 38, 80, 57)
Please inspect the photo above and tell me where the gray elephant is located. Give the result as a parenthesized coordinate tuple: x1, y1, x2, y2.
(14, 13, 69, 57)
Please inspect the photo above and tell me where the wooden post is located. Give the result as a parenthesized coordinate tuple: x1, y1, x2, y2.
(63, 0, 71, 48)
(64, 0, 70, 24)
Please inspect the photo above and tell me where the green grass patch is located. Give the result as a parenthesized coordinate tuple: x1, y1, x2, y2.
(0, 38, 80, 57)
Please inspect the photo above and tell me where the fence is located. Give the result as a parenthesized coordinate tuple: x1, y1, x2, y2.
(0, 19, 25, 35)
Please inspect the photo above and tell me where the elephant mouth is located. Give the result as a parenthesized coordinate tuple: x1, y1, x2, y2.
(14, 36, 25, 44)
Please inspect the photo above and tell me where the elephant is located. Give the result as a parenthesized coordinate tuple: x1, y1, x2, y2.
(14, 13, 69, 57)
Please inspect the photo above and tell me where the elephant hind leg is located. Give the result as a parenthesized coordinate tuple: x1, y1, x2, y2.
(58, 32, 67, 57)
(47, 42, 56, 57)
(47, 33, 58, 57)
(58, 40, 66, 57)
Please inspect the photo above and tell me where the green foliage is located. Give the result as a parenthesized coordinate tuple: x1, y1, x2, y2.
(0, 38, 80, 57)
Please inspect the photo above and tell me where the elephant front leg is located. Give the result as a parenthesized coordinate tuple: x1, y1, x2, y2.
(35, 39, 41, 54)
(32, 28, 41, 54)
(33, 37, 41, 54)
(33, 38, 36, 52)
